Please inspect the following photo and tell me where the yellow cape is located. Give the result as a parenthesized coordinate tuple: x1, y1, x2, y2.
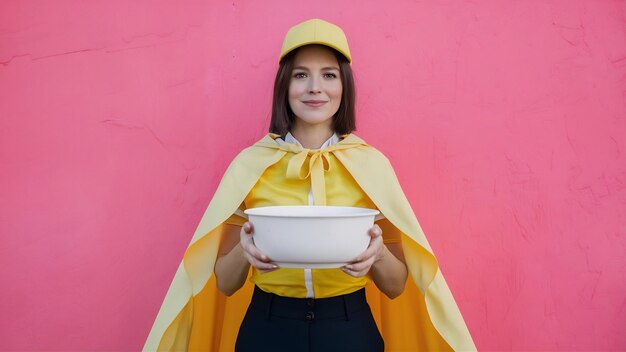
(143, 133, 477, 351)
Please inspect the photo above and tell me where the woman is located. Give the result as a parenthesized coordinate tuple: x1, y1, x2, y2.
(143, 18, 476, 352)
(214, 19, 408, 351)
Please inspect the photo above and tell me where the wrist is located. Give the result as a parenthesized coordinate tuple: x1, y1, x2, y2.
(375, 244, 389, 262)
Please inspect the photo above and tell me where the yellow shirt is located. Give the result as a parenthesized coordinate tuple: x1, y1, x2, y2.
(224, 133, 400, 298)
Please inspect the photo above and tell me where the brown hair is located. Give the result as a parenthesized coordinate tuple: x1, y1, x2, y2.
(269, 46, 356, 137)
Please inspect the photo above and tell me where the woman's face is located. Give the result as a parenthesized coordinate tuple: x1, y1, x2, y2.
(288, 45, 343, 130)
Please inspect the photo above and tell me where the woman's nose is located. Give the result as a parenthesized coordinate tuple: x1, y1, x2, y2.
(308, 76, 322, 94)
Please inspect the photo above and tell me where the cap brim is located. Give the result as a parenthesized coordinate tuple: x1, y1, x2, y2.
(279, 42, 352, 64)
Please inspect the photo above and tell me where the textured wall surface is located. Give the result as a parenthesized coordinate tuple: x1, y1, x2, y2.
(1, 1, 625, 350)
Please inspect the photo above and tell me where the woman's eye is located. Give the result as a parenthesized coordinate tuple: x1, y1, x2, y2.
(294, 72, 307, 79)
(323, 73, 337, 79)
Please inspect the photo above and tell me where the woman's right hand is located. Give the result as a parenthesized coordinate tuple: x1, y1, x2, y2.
(240, 222, 279, 273)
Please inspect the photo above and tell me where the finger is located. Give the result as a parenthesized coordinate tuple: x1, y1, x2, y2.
(344, 257, 376, 273)
(253, 262, 278, 272)
(367, 231, 383, 250)
(243, 243, 271, 262)
(239, 235, 270, 262)
(244, 253, 278, 270)
(341, 266, 358, 277)
(368, 225, 382, 238)
(243, 222, 254, 234)
(253, 261, 278, 271)
(239, 225, 269, 262)
(351, 236, 382, 263)
(239, 233, 255, 252)
(341, 266, 368, 278)
(258, 265, 280, 274)
(341, 268, 358, 277)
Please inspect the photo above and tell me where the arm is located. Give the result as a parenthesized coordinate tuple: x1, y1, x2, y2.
(370, 242, 407, 299)
(341, 221, 408, 299)
(214, 224, 249, 296)
(214, 222, 277, 296)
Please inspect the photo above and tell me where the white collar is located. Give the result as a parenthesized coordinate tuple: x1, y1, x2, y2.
(280, 131, 340, 150)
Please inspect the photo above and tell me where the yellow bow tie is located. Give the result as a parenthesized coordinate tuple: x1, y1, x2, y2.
(261, 133, 366, 206)
(285, 148, 332, 205)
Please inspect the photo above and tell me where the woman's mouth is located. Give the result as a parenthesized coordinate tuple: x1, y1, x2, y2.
(302, 100, 328, 107)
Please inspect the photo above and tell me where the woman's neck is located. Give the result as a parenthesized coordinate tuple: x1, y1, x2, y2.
(290, 124, 335, 149)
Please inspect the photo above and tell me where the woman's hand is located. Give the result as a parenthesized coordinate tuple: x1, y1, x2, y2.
(240, 222, 279, 273)
(341, 224, 387, 277)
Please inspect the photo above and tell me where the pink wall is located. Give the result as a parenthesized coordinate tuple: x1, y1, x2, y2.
(1, 1, 624, 350)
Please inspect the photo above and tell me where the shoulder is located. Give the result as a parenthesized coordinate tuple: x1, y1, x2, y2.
(343, 133, 394, 167)
(232, 144, 258, 161)
(224, 134, 284, 172)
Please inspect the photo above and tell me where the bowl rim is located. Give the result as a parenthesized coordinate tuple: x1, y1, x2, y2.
(244, 205, 380, 218)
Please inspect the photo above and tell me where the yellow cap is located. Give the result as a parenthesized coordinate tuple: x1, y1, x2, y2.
(279, 18, 352, 64)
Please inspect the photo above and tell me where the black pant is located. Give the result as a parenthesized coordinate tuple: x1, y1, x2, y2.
(235, 286, 384, 352)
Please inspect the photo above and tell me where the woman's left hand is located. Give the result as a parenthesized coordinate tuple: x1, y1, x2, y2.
(341, 224, 387, 277)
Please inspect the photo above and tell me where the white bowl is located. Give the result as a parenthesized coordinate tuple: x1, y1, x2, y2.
(243, 205, 380, 268)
